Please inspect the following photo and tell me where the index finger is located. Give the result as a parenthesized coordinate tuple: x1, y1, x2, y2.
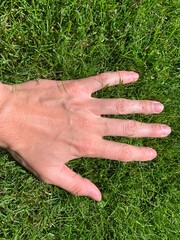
(79, 71, 139, 95)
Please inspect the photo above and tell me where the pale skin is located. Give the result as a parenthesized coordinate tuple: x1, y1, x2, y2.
(0, 71, 171, 201)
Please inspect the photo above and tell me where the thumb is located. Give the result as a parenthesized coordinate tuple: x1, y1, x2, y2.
(54, 165, 102, 201)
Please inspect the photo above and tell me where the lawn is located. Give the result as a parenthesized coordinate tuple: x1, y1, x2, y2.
(0, 0, 179, 239)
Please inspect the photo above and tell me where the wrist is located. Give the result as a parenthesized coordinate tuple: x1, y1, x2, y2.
(0, 82, 12, 109)
(0, 82, 13, 148)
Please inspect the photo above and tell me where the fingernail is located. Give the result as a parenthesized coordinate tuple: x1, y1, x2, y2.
(162, 125, 171, 136)
(154, 102, 164, 113)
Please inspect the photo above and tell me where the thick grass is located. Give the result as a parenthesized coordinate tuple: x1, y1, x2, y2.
(0, 0, 179, 239)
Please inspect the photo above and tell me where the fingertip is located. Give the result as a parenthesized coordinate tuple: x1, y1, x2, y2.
(142, 148, 157, 161)
(153, 102, 164, 113)
(92, 190, 102, 202)
(162, 125, 171, 136)
(129, 71, 139, 81)
(149, 148, 157, 160)
(87, 182, 102, 201)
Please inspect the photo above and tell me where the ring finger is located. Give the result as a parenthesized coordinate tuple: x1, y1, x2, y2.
(99, 119, 171, 138)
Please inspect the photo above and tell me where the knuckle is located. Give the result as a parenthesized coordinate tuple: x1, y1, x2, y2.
(72, 186, 83, 196)
(139, 100, 146, 113)
(41, 170, 57, 185)
(115, 99, 126, 113)
(68, 80, 81, 93)
(42, 176, 52, 185)
(83, 142, 95, 156)
(124, 120, 136, 136)
(118, 145, 133, 161)
(97, 72, 108, 81)
(82, 119, 92, 130)
(151, 124, 161, 135)
(58, 80, 81, 95)
(71, 174, 85, 196)
(76, 140, 96, 157)
(94, 73, 108, 86)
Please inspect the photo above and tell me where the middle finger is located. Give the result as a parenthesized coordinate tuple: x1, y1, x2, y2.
(89, 98, 164, 115)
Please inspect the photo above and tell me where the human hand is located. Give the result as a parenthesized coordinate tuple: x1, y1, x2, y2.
(1, 71, 171, 201)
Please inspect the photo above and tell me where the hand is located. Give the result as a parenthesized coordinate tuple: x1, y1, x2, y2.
(1, 71, 171, 201)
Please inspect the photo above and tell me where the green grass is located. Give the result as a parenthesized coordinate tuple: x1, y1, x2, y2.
(0, 0, 179, 239)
